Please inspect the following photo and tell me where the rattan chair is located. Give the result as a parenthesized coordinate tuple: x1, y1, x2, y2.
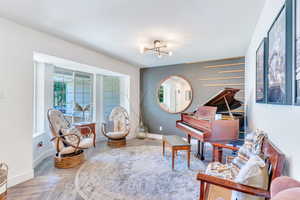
(101, 106, 130, 147)
(0, 163, 8, 200)
(47, 109, 95, 168)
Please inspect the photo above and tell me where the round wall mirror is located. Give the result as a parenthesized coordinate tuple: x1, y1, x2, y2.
(157, 75, 193, 113)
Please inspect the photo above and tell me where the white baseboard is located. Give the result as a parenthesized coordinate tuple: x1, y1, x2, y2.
(8, 170, 34, 188)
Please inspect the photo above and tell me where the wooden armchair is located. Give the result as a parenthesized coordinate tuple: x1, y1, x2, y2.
(197, 138, 285, 200)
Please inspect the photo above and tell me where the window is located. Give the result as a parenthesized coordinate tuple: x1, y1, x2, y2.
(74, 72, 93, 122)
(33, 56, 130, 139)
(53, 69, 73, 117)
(103, 76, 120, 120)
(53, 67, 93, 123)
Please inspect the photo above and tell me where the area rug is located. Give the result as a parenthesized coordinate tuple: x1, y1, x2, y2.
(75, 145, 206, 200)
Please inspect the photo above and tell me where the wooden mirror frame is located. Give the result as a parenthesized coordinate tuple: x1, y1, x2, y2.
(156, 75, 193, 114)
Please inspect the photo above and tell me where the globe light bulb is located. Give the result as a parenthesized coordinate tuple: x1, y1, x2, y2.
(154, 40, 161, 47)
(168, 51, 173, 56)
(140, 46, 145, 54)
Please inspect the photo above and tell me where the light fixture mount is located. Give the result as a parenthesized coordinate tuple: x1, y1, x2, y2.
(140, 40, 173, 58)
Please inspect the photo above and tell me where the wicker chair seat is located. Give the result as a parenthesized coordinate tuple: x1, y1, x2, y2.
(59, 138, 93, 155)
(0, 169, 7, 186)
(47, 109, 96, 168)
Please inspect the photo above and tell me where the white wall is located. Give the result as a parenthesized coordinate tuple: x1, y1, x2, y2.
(32, 62, 55, 168)
(0, 17, 140, 186)
(245, 0, 300, 179)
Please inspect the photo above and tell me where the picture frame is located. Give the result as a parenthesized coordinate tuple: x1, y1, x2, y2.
(295, 0, 300, 104)
(267, 0, 293, 105)
(256, 38, 268, 103)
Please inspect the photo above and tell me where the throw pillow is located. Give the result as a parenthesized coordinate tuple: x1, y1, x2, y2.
(231, 155, 269, 200)
(60, 127, 82, 147)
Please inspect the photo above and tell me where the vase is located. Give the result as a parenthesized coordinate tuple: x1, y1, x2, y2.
(136, 121, 148, 139)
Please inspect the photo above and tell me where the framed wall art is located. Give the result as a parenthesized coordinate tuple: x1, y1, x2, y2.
(267, 0, 293, 105)
(256, 38, 267, 103)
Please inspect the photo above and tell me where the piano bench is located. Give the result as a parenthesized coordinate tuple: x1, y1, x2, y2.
(162, 135, 191, 170)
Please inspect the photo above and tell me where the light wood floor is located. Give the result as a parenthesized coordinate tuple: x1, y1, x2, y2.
(7, 138, 166, 200)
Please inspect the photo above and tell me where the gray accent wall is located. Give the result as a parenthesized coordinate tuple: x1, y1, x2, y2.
(141, 57, 245, 136)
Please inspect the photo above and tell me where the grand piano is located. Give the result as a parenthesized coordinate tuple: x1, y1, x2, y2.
(176, 88, 244, 160)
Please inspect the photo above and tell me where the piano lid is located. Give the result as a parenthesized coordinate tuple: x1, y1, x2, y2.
(202, 88, 242, 112)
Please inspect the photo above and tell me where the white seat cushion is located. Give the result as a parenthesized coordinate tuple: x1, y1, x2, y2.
(106, 132, 127, 139)
(60, 146, 76, 155)
(206, 162, 235, 180)
(61, 127, 81, 135)
(59, 138, 93, 155)
(79, 138, 94, 148)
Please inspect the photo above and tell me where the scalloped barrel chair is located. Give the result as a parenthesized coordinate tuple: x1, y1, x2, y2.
(101, 106, 130, 147)
(47, 109, 96, 168)
(270, 176, 300, 200)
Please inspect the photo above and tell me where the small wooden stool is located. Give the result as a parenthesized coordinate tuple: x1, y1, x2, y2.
(162, 135, 191, 170)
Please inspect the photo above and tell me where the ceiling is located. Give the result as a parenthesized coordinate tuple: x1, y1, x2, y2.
(0, 0, 265, 67)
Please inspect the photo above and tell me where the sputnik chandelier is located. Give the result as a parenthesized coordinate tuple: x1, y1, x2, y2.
(140, 40, 173, 58)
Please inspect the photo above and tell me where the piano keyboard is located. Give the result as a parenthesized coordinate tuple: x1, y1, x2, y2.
(177, 122, 204, 136)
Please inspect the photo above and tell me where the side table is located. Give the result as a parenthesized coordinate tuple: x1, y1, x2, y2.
(74, 122, 96, 147)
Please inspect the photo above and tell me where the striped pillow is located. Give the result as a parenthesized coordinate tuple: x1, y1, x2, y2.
(206, 130, 267, 181)
(229, 130, 267, 178)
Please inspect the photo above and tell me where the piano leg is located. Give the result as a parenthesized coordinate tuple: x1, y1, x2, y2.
(196, 140, 205, 160)
(196, 140, 201, 159)
(200, 141, 205, 160)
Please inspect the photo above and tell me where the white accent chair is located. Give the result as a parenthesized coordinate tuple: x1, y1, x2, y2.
(101, 106, 130, 147)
